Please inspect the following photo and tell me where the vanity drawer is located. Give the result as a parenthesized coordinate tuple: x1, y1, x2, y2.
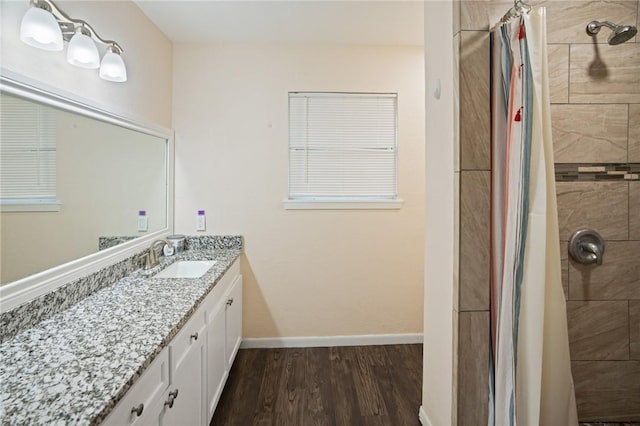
(101, 349, 169, 426)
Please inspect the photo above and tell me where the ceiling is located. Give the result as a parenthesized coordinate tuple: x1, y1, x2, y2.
(134, 1, 424, 46)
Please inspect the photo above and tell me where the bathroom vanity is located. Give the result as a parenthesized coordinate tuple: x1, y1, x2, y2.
(0, 242, 243, 426)
(0, 71, 244, 425)
(102, 255, 242, 426)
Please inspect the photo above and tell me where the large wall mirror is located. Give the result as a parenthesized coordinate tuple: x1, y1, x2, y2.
(0, 73, 173, 307)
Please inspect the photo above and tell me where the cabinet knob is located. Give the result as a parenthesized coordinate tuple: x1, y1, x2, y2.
(190, 332, 198, 341)
(164, 389, 179, 408)
(130, 403, 144, 417)
(226, 298, 234, 306)
(164, 396, 174, 409)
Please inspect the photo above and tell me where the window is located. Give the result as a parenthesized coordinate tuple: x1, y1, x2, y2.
(286, 92, 401, 209)
(0, 93, 59, 212)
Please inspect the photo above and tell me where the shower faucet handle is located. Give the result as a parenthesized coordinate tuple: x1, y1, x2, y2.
(569, 229, 605, 265)
(582, 242, 603, 265)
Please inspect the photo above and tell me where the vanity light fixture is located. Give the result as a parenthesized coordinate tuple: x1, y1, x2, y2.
(20, 0, 127, 82)
(67, 26, 100, 69)
(99, 45, 127, 82)
(19, 4, 63, 51)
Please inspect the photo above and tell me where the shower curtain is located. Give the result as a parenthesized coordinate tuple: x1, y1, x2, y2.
(489, 8, 578, 426)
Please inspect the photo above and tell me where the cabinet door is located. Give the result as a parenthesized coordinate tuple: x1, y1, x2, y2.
(205, 301, 226, 422)
(225, 275, 243, 367)
(159, 322, 206, 426)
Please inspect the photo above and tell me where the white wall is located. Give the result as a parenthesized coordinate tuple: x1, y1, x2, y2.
(0, 0, 173, 127)
(173, 43, 425, 338)
(421, 1, 456, 425)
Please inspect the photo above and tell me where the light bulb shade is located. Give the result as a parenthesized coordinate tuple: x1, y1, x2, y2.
(67, 32, 100, 69)
(20, 7, 63, 51)
(99, 51, 127, 82)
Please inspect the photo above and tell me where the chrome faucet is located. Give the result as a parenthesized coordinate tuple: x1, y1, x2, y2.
(144, 239, 173, 270)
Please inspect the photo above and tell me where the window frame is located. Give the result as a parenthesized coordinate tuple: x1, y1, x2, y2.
(284, 91, 403, 210)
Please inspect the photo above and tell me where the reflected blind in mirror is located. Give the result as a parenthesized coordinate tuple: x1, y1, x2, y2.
(288, 92, 398, 200)
(0, 94, 56, 200)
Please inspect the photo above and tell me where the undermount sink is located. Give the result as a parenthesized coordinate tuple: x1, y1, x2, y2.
(155, 260, 216, 279)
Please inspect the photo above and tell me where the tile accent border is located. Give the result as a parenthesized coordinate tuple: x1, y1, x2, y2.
(556, 163, 640, 182)
(0, 235, 243, 343)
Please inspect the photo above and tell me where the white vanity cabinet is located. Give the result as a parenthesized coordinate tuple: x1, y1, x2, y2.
(205, 300, 227, 420)
(158, 307, 207, 425)
(101, 350, 170, 426)
(101, 258, 242, 426)
(225, 275, 243, 368)
(202, 259, 242, 423)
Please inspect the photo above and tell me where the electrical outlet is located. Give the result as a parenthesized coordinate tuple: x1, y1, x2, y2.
(196, 210, 206, 231)
(137, 210, 148, 232)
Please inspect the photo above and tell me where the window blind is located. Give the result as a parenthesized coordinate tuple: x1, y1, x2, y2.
(0, 94, 56, 201)
(288, 92, 397, 199)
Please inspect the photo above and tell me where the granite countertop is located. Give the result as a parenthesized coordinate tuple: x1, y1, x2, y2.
(0, 248, 241, 426)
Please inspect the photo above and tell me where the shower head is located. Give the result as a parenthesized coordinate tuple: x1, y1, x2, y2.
(586, 21, 638, 45)
(609, 24, 638, 45)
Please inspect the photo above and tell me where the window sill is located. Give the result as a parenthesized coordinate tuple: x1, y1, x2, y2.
(283, 199, 403, 210)
(0, 200, 62, 212)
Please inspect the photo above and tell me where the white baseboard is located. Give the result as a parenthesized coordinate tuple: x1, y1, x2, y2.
(240, 333, 423, 349)
(419, 406, 433, 426)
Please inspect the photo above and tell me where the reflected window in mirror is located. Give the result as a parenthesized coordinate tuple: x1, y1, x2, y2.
(1, 93, 59, 212)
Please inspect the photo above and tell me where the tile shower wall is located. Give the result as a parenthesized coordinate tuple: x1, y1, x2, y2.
(456, 8, 491, 426)
(549, 0, 639, 420)
(456, 0, 640, 423)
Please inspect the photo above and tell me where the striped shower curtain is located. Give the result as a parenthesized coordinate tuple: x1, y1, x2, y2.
(489, 8, 578, 426)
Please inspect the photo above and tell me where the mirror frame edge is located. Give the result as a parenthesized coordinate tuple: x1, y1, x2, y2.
(0, 69, 175, 312)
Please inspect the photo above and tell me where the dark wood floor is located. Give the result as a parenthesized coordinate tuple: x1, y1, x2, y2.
(211, 344, 423, 426)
